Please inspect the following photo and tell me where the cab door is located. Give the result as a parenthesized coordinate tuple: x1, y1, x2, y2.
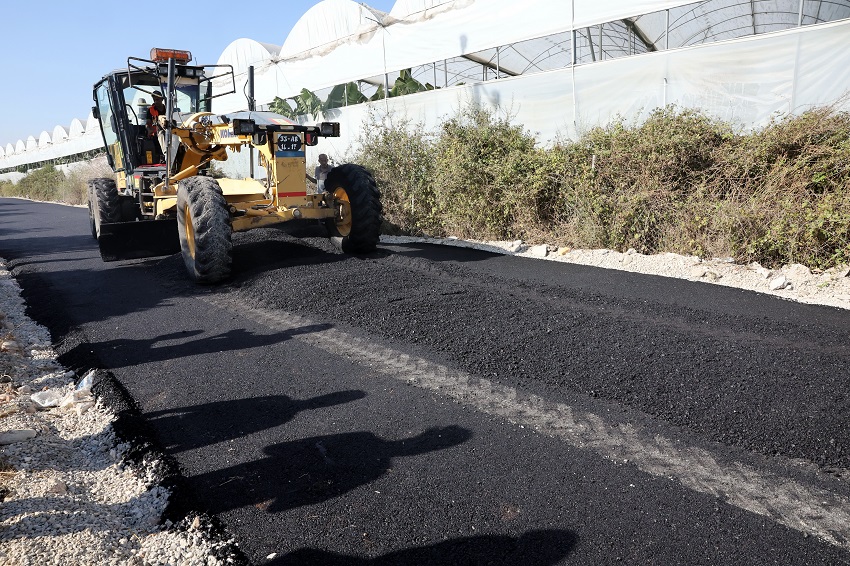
(94, 79, 126, 174)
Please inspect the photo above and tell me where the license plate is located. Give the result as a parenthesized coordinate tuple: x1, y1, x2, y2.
(277, 134, 302, 152)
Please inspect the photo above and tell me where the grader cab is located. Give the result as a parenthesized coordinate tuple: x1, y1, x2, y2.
(88, 47, 381, 283)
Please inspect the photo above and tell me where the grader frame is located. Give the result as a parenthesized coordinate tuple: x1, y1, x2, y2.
(88, 47, 381, 283)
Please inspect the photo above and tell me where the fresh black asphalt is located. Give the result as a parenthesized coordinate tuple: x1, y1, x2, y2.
(1, 197, 849, 565)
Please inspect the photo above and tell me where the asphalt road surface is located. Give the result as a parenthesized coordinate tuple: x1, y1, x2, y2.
(2, 197, 850, 565)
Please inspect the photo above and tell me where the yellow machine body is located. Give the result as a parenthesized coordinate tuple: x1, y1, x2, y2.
(147, 112, 338, 232)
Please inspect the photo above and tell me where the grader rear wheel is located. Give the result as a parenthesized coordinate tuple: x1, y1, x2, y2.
(176, 176, 232, 284)
(324, 164, 382, 253)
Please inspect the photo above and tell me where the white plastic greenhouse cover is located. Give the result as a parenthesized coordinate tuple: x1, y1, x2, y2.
(68, 119, 85, 139)
(216, 38, 288, 114)
(52, 125, 68, 144)
(4, 0, 850, 171)
(217, 38, 281, 72)
(387, 0, 469, 22)
(84, 111, 100, 138)
(280, 0, 384, 60)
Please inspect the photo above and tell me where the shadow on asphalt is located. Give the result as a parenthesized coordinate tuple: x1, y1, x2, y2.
(226, 231, 362, 282)
(147, 391, 368, 454)
(1, 233, 98, 264)
(379, 241, 502, 264)
(193, 426, 473, 515)
(269, 529, 578, 565)
(63, 324, 332, 369)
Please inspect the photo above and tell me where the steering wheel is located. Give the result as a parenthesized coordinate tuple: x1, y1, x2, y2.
(181, 112, 216, 131)
(125, 104, 140, 126)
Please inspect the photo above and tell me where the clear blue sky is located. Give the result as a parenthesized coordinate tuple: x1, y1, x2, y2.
(0, 0, 396, 147)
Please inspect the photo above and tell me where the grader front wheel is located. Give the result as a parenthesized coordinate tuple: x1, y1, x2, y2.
(324, 164, 382, 253)
(176, 176, 232, 284)
(88, 178, 120, 238)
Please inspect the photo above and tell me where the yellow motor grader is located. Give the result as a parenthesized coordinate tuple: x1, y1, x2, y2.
(88, 47, 381, 283)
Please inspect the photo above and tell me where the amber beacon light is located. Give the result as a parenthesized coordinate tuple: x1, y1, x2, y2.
(149, 48, 193, 64)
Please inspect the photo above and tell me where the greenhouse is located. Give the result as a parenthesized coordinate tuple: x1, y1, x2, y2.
(2, 0, 849, 176)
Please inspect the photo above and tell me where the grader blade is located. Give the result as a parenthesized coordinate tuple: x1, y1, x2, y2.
(97, 219, 180, 262)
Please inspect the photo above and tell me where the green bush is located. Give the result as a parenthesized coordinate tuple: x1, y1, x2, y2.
(355, 103, 850, 269)
(16, 164, 65, 202)
(354, 109, 439, 235)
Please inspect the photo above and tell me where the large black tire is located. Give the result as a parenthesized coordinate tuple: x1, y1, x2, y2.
(324, 164, 382, 253)
(88, 178, 120, 238)
(87, 189, 97, 239)
(176, 176, 232, 284)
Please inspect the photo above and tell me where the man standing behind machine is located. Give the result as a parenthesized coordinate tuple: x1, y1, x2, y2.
(308, 153, 333, 192)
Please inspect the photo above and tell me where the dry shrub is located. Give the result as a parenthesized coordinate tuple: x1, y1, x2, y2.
(715, 106, 850, 268)
(65, 157, 113, 206)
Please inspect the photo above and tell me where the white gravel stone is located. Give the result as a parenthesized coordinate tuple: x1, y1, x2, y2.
(529, 244, 549, 257)
(770, 275, 789, 290)
(0, 429, 37, 445)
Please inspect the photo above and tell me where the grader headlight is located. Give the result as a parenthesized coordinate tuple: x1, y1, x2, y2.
(319, 122, 340, 137)
(232, 119, 256, 135)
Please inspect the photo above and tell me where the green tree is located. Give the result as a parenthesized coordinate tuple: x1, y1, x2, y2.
(325, 82, 368, 110)
(269, 97, 295, 119)
(389, 69, 428, 97)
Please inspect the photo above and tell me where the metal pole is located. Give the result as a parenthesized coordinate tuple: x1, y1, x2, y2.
(247, 66, 256, 111)
(798, 0, 804, 26)
(599, 24, 603, 60)
(665, 9, 670, 49)
(248, 65, 255, 179)
(164, 57, 176, 190)
(572, 29, 576, 65)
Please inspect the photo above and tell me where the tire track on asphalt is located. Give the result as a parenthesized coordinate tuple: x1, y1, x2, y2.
(202, 291, 850, 550)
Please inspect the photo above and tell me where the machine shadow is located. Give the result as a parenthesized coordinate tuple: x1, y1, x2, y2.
(146, 390, 367, 454)
(269, 529, 578, 566)
(0, 233, 100, 264)
(378, 241, 506, 265)
(192, 425, 472, 515)
(226, 228, 352, 280)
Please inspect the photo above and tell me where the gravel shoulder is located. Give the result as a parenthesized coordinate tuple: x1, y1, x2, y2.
(1, 235, 848, 564)
(0, 260, 238, 566)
